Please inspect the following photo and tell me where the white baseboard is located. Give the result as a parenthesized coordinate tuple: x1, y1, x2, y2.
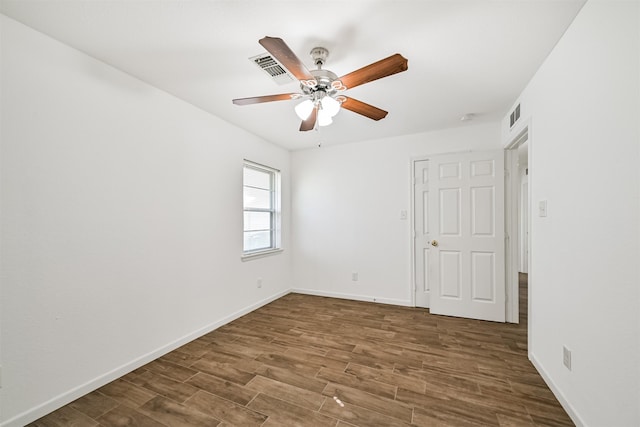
(1, 289, 289, 427)
(291, 288, 413, 307)
(529, 351, 585, 427)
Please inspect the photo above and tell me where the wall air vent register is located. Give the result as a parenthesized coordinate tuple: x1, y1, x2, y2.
(510, 103, 521, 128)
(249, 53, 294, 85)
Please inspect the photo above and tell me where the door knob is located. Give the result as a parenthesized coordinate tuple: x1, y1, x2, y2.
(431, 240, 439, 247)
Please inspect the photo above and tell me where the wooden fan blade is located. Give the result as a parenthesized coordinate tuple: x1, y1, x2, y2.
(338, 54, 408, 90)
(259, 37, 317, 86)
(341, 97, 388, 121)
(232, 93, 300, 105)
(300, 106, 318, 131)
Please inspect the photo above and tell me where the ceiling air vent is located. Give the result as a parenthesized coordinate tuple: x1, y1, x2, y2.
(249, 53, 294, 85)
(509, 103, 521, 128)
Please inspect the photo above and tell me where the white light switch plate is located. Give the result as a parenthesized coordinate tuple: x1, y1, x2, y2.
(563, 346, 572, 371)
(539, 200, 548, 217)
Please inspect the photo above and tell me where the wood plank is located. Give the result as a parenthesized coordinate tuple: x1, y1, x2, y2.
(184, 390, 267, 426)
(315, 368, 397, 400)
(247, 394, 338, 426)
(319, 398, 410, 427)
(126, 369, 200, 403)
(245, 375, 327, 411)
(284, 347, 350, 371)
(97, 405, 166, 427)
(345, 363, 427, 394)
(69, 391, 119, 419)
(323, 383, 413, 423)
(137, 395, 220, 426)
(189, 358, 256, 385)
(97, 379, 157, 409)
(186, 372, 257, 405)
(254, 364, 329, 394)
(324, 348, 396, 371)
(159, 349, 201, 368)
(27, 406, 98, 427)
(142, 359, 198, 382)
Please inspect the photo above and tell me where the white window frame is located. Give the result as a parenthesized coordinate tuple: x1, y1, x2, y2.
(242, 160, 282, 260)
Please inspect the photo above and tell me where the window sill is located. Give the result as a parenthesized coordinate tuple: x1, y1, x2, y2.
(241, 248, 283, 262)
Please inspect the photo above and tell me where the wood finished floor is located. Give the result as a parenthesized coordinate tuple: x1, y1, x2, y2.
(29, 274, 573, 426)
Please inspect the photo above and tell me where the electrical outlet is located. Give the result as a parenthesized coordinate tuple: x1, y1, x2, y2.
(351, 272, 358, 281)
(563, 346, 572, 371)
(257, 277, 263, 288)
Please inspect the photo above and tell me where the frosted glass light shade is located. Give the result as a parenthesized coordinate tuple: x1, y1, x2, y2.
(295, 99, 314, 120)
(317, 110, 333, 127)
(321, 96, 341, 117)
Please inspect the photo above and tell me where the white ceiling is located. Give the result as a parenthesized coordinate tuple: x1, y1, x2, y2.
(1, 0, 585, 150)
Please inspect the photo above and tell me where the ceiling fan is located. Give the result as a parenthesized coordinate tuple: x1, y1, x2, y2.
(232, 37, 408, 131)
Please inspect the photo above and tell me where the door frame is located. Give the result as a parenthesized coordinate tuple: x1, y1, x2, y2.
(504, 121, 532, 324)
(411, 137, 531, 324)
(520, 172, 529, 274)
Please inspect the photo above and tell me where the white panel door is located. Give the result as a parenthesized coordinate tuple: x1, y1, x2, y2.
(428, 150, 505, 322)
(413, 160, 431, 308)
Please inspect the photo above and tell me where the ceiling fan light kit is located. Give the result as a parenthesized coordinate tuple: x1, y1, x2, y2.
(294, 99, 314, 120)
(296, 91, 341, 127)
(232, 36, 408, 132)
(320, 95, 341, 117)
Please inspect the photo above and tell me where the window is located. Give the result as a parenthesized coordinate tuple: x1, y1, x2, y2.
(243, 160, 281, 257)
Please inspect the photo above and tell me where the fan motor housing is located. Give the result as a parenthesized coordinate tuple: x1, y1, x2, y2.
(309, 69, 338, 89)
(299, 47, 345, 98)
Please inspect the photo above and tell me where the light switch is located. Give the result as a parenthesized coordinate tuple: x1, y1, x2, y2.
(538, 200, 547, 217)
(400, 210, 408, 220)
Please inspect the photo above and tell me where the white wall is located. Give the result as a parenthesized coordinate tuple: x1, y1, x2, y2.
(502, 1, 639, 425)
(0, 16, 291, 426)
(291, 123, 502, 305)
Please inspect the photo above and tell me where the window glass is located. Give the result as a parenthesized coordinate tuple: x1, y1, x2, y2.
(244, 167, 271, 189)
(243, 187, 271, 210)
(243, 211, 271, 231)
(244, 231, 272, 252)
(243, 161, 280, 255)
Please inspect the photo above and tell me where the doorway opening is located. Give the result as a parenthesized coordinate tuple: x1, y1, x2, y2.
(504, 125, 530, 324)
